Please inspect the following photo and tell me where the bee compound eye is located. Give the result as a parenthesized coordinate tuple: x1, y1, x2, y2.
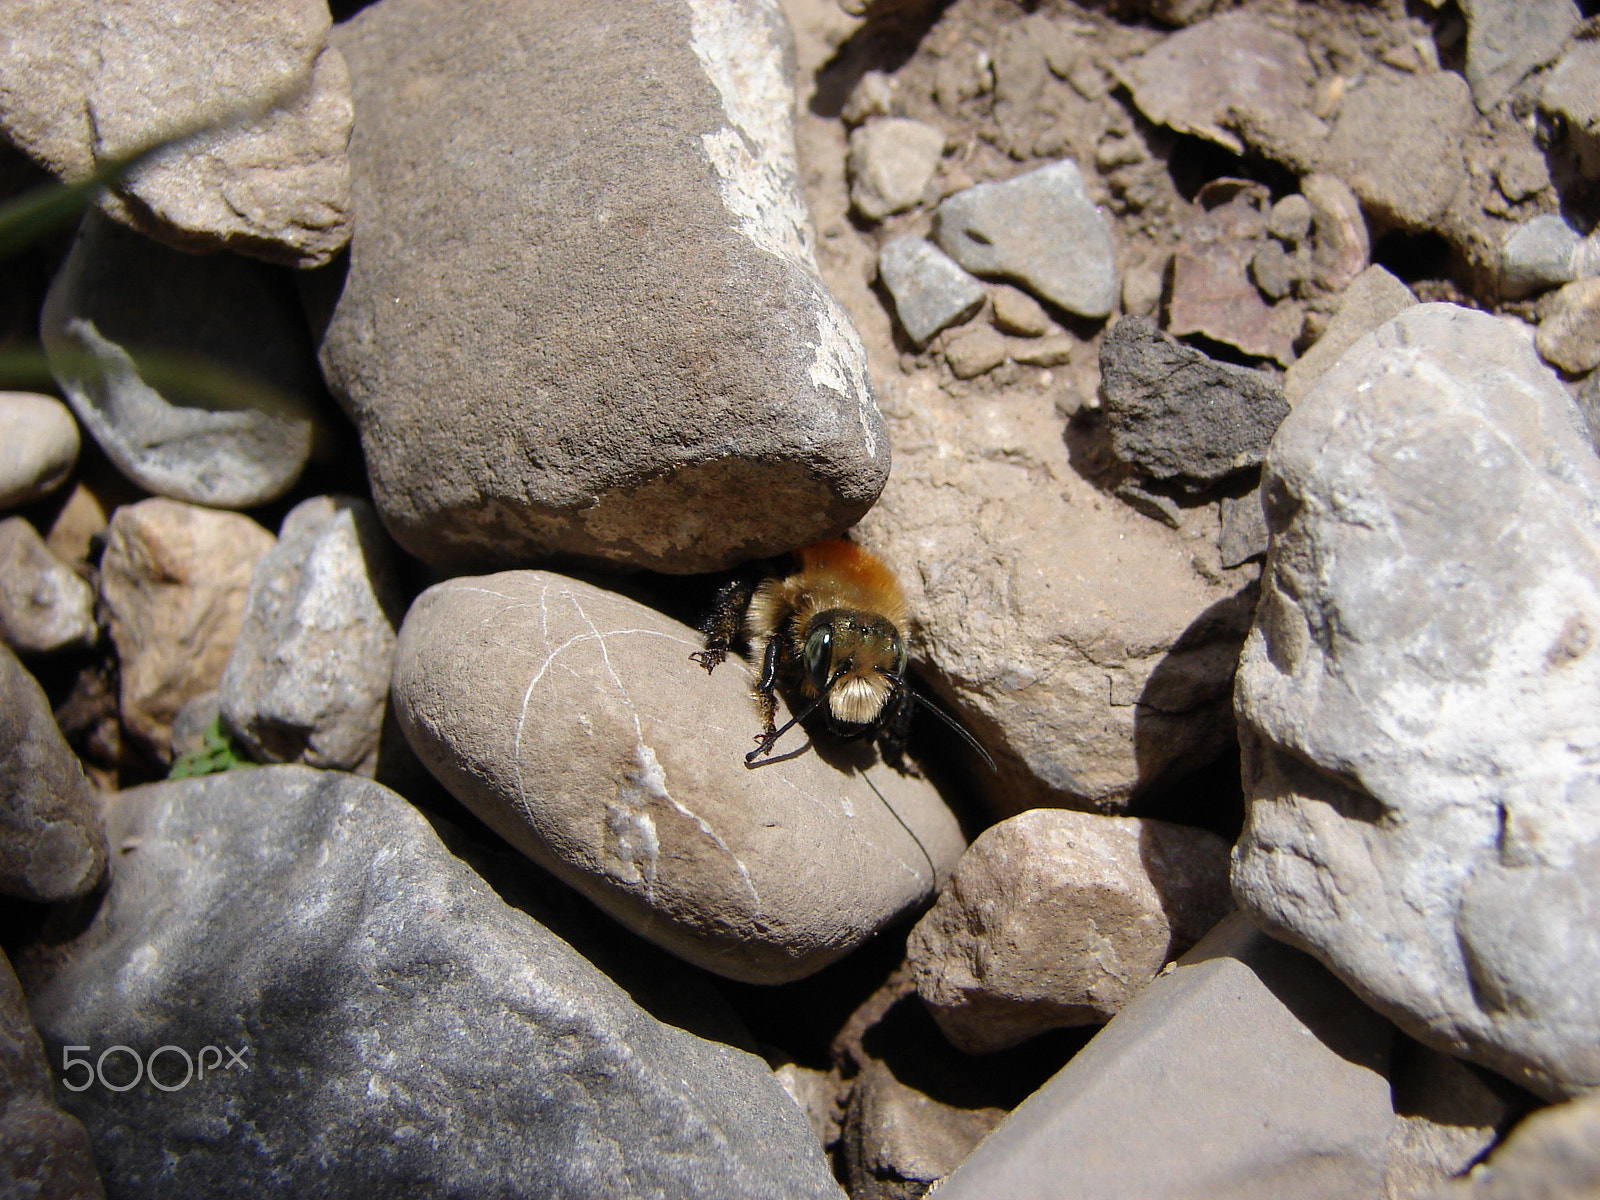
(804, 625, 833, 692)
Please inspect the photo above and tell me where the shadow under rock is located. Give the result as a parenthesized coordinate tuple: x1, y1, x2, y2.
(809, 0, 954, 119)
(1127, 584, 1258, 833)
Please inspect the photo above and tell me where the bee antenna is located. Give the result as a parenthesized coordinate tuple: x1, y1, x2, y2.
(892, 678, 997, 773)
(745, 667, 847, 766)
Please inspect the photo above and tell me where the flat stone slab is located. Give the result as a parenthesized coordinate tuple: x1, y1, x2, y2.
(930, 914, 1397, 1200)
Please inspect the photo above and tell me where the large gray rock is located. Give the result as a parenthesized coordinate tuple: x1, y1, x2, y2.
(0, 516, 96, 656)
(392, 571, 964, 984)
(1235, 303, 1600, 1100)
(0, 0, 352, 266)
(930, 914, 1398, 1200)
(319, 0, 885, 575)
(219, 496, 402, 773)
(933, 160, 1117, 319)
(0, 642, 106, 902)
(0, 392, 78, 509)
(907, 808, 1234, 1053)
(0, 951, 105, 1200)
(25, 766, 846, 1200)
(41, 212, 324, 509)
(100, 498, 275, 762)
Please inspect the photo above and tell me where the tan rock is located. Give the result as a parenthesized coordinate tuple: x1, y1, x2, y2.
(1426, 1090, 1600, 1199)
(841, 1060, 1003, 1199)
(391, 570, 965, 984)
(0, 391, 78, 508)
(99, 499, 274, 761)
(852, 370, 1254, 814)
(0, 0, 353, 266)
(991, 285, 1051, 337)
(908, 808, 1234, 1052)
(1536, 277, 1600, 375)
(943, 325, 1009, 379)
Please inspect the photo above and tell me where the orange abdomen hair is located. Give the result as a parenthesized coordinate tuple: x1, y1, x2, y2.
(795, 539, 908, 625)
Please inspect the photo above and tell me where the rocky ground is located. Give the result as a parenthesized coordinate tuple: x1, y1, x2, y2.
(2, 0, 1599, 1197)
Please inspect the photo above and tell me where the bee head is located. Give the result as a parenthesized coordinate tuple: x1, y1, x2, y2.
(801, 608, 908, 728)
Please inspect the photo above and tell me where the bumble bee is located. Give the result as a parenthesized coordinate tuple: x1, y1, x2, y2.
(692, 538, 993, 771)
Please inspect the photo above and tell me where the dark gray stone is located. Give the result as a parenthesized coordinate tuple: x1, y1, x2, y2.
(1, 951, 105, 1200)
(319, 0, 885, 575)
(934, 160, 1117, 319)
(0, 642, 106, 903)
(1098, 317, 1289, 489)
(1219, 489, 1270, 568)
(41, 211, 323, 509)
(26, 766, 846, 1200)
(218, 496, 403, 773)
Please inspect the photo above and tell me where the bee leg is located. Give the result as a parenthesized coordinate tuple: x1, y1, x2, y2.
(750, 634, 782, 752)
(876, 691, 919, 776)
(691, 575, 757, 672)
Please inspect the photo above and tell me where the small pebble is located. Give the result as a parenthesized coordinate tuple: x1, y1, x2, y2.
(1494, 145, 1550, 203)
(1120, 260, 1165, 317)
(990, 284, 1051, 337)
(0, 517, 96, 655)
(1010, 334, 1076, 367)
(1266, 194, 1313, 245)
(1218, 489, 1270, 567)
(878, 236, 986, 347)
(1536, 277, 1600, 375)
(1303, 174, 1369, 295)
(0, 392, 79, 509)
(944, 326, 1010, 379)
(841, 69, 895, 126)
(1250, 240, 1303, 301)
(1500, 214, 1600, 298)
(848, 117, 945, 221)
